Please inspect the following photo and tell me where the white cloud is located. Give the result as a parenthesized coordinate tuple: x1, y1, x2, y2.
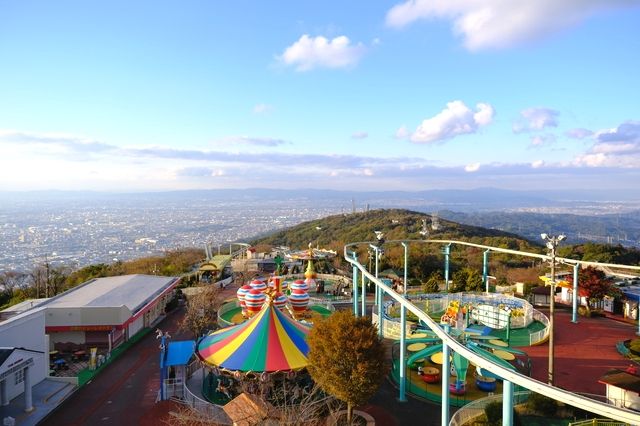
(395, 126, 409, 139)
(574, 121, 640, 167)
(513, 108, 559, 133)
(465, 163, 480, 172)
(530, 133, 557, 146)
(351, 131, 369, 139)
(225, 136, 289, 147)
(253, 104, 274, 114)
(408, 101, 495, 143)
(531, 160, 545, 168)
(279, 34, 366, 71)
(566, 128, 594, 139)
(385, 0, 634, 50)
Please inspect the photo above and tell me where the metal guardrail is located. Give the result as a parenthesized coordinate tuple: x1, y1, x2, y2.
(344, 239, 640, 425)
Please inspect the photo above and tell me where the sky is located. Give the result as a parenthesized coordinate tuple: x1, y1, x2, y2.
(1, 0, 639, 193)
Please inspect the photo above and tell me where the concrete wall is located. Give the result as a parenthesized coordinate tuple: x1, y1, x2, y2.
(0, 308, 47, 402)
(46, 306, 130, 327)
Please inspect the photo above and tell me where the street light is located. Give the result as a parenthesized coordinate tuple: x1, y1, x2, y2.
(541, 233, 566, 386)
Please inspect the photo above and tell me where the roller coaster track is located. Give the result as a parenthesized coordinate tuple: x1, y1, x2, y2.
(344, 239, 640, 425)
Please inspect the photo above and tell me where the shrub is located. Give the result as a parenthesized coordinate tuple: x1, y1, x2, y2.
(527, 392, 557, 417)
(484, 401, 502, 425)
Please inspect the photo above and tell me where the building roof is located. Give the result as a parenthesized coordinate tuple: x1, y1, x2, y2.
(599, 370, 640, 393)
(164, 340, 195, 367)
(43, 274, 179, 315)
(222, 393, 278, 426)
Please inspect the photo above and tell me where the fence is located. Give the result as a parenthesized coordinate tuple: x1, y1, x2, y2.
(529, 309, 550, 345)
(182, 366, 231, 424)
(448, 391, 531, 426)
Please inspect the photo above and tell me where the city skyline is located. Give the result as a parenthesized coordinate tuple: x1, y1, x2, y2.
(1, 1, 639, 192)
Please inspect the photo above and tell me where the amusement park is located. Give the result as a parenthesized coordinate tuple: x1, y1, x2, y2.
(143, 235, 640, 426)
(6, 228, 640, 426)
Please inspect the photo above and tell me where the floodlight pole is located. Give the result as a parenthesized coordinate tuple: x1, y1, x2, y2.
(541, 233, 565, 386)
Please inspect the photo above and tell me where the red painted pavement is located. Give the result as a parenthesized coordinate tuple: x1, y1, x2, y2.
(518, 308, 637, 395)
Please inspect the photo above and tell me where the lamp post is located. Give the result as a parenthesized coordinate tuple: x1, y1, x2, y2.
(541, 233, 566, 386)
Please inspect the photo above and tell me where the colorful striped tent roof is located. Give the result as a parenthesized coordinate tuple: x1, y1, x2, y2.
(196, 302, 310, 372)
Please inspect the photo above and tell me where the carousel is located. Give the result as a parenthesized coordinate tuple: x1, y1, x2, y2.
(196, 269, 317, 405)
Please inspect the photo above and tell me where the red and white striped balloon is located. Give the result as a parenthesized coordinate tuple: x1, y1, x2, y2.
(289, 289, 309, 312)
(245, 289, 266, 312)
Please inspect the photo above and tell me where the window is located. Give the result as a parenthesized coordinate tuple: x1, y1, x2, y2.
(15, 368, 24, 385)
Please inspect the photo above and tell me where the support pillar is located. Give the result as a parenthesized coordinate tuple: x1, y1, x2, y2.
(399, 298, 407, 402)
(443, 244, 451, 293)
(351, 252, 359, 317)
(377, 285, 384, 338)
(502, 380, 514, 426)
(483, 249, 490, 293)
(441, 325, 451, 425)
(23, 366, 33, 413)
(572, 263, 580, 324)
(399, 241, 409, 402)
(1, 379, 8, 406)
(374, 247, 380, 305)
(361, 273, 366, 318)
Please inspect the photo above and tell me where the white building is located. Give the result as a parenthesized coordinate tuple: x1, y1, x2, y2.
(42, 274, 180, 351)
(0, 308, 47, 412)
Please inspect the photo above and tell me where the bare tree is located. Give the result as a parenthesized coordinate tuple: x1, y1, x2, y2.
(180, 285, 224, 338)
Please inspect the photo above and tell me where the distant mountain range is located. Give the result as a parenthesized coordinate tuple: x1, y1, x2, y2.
(2, 187, 639, 212)
(438, 210, 640, 248)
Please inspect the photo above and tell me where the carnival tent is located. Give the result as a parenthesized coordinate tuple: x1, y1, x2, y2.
(196, 303, 310, 372)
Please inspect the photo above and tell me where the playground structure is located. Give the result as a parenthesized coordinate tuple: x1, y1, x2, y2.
(345, 239, 640, 426)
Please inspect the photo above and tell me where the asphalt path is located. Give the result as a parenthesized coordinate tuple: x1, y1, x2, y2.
(44, 305, 192, 426)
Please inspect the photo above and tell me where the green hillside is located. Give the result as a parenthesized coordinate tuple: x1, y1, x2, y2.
(251, 209, 543, 281)
(252, 208, 539, 251)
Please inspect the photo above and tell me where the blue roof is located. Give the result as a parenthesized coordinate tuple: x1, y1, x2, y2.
(165, 340, 195, 366)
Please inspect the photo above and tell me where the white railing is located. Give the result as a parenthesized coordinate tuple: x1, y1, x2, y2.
(182, 367, 231, 424)
(344, 239, 640, 425)
(529, 309, 550, 345)
(449, 391, 531, 426)
(164, 378, 184, 399)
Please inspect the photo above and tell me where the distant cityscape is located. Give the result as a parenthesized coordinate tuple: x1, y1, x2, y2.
(0, 195, 344, 272)
(1, 188, 639, 273)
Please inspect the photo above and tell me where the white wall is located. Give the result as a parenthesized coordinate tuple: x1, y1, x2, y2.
(128, 316, 144, 339)
(0, 308, 47, 402)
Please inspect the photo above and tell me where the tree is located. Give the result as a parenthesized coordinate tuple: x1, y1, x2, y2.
(569, 266, 620, 312)
(307, 310, 388, 424)
(451, 267, 484, 293)
(422, 271, 441, 293)
(180, 285, 223, 338)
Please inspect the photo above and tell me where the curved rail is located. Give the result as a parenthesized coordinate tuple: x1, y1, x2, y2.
(344, 239, 640, 424)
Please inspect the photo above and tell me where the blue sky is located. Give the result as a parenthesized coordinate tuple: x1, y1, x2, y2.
(1, 0, 639, 192)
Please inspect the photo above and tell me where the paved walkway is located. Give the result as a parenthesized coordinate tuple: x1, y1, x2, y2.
(517, 307, 637, 395)
(0, 379, 74, 426)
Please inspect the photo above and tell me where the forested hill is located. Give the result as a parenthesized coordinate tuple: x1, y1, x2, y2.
(251, 209, 540, 254)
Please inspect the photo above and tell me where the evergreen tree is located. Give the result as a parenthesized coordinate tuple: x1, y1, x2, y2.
(307, 310, 387, 424)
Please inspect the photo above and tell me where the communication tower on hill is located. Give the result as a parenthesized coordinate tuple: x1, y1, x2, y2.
(431, 213, 441, 231)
